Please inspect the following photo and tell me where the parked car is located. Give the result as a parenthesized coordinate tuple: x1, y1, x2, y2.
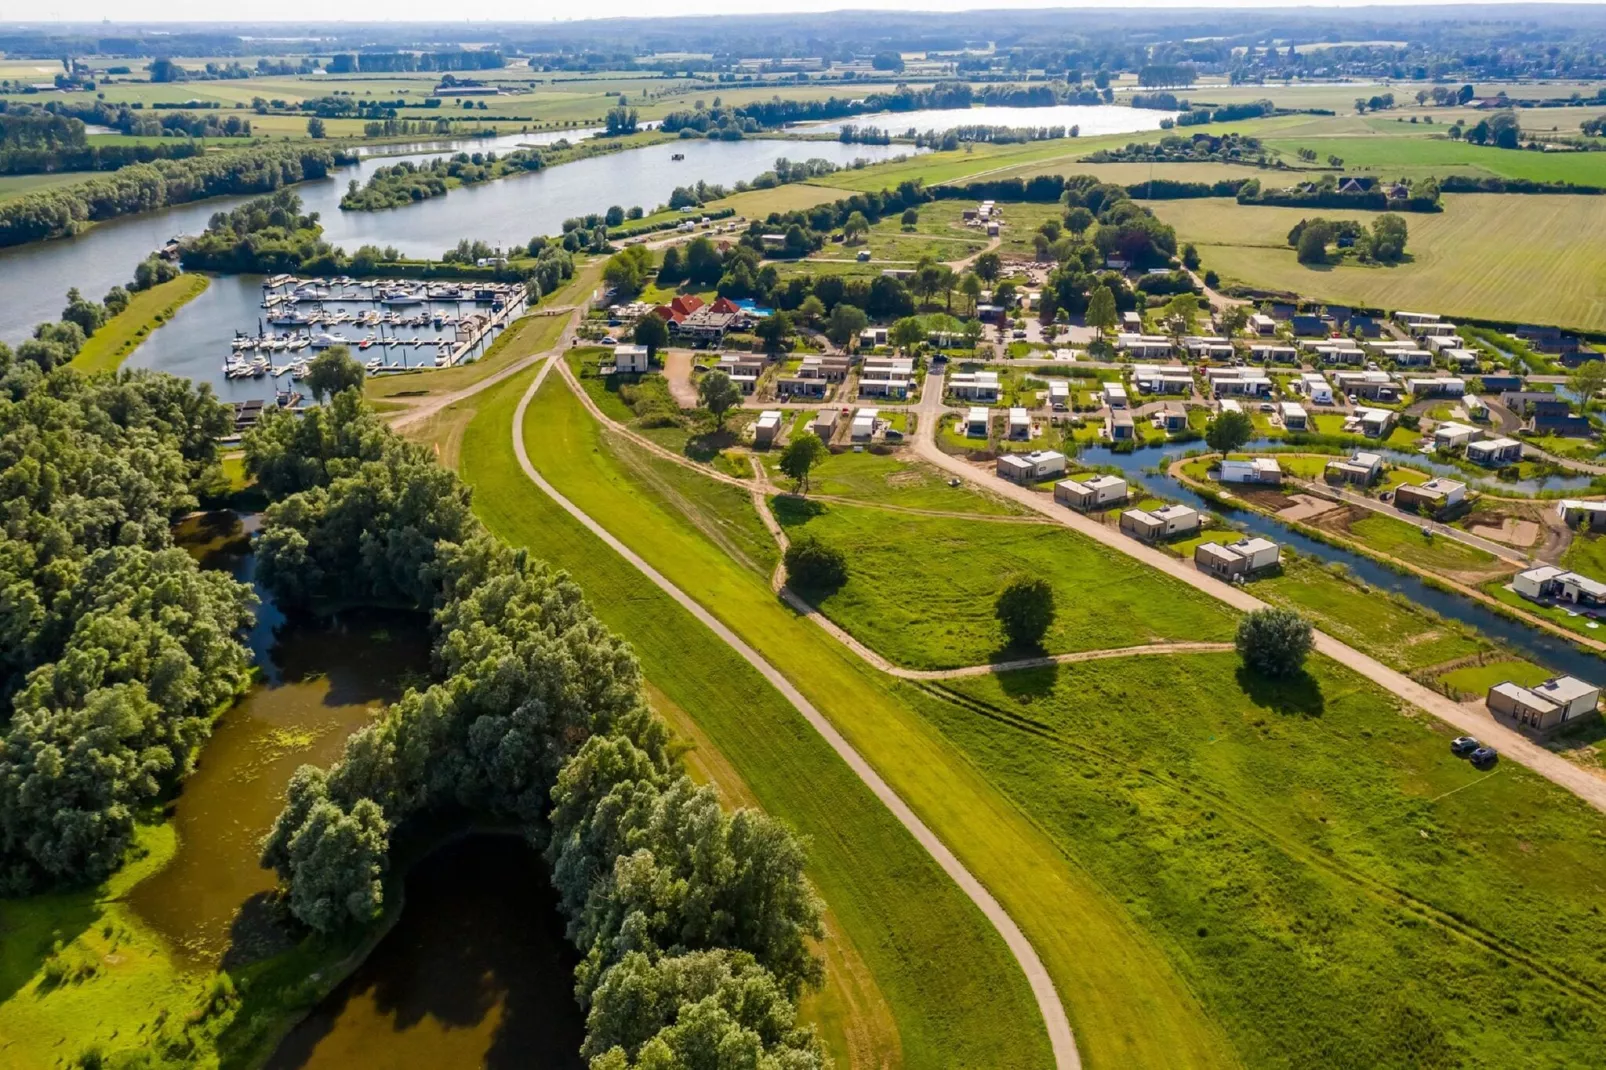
(600, 336, 618, 346)
(1469, 746, 1499, 768)
(1450, 736, 1481, 757)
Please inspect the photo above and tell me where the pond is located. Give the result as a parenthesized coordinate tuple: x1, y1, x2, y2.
(128, 513, 432, 967)
(799, 103, 1177, 137)
(0, 136, 917, 344)
(1081, 443, 1606, 680)
(266, 835, 586, 1070)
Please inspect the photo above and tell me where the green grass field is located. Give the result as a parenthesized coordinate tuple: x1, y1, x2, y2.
(911, 653, 1606, 1068)
(763, 449, 1027, 516)
(1438, 657, 1552, 696)
(1152, 194, 1606, 331)
(0, 171, 93, 203)
(1342, 511, 1503, 573)
(68, 274, 210, 376)
(457, 366, 1239, 1068)
(775, 499, 1238, 669)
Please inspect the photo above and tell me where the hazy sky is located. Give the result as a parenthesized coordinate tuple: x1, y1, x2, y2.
(16, 1, 1557, 24)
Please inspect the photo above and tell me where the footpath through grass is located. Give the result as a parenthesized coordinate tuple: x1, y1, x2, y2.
(68, 274, 210, 376)
(460, 366, 1237, 1069)
(914, 654, 1606, 1068)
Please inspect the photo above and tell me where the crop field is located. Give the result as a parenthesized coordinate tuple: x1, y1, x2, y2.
(1151, 194, 1606, 331)
(1261, 134, 1606, 185)
(775, 499, 1238, 669)
(0, 171, 91, 202)
(910, 653, 1606, 1068)
(457, 368, 1242, 1069)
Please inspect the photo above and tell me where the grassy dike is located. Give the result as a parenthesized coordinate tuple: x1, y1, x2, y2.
(457, 365, 1237, 1069)
(68, 273, 211, 376)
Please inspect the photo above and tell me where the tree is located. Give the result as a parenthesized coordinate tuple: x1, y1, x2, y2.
(304, 345, 365, 402)
(633, 314, 669, 358)
(1487, 111, 1521, 149)
(754, 310, 794, 354)
(1235, 608, 1313, 678)
(825, 302, 868, 349)
(778, 432, 829, 491)
(1085, 285, 1118, 337)
(1296, 222, 1332, 265)
(962, 318, 984, 350)
(1064, 206, 1095, 238)
(797, 295, 826, 327)
(1181, 243, 1201, 270)
(889, 316, 925, 354)
(698, 370, 742, 427)
(783, 534, 847, 591)
(60, 288, 104, 336)
(900, 207, 919, 228)
(1568, 359, 1606, 408)
(306, 116, 326, 139)
(995, 576, 1055, 650)
(959, 272, 982, 315)
(1162, 293, 1201, 335)
(603, 244, 654, 299)
(657, 245, 684, 284)
(974, 251, 1001, 283)
(1367, 213, 1409, 263)
(1205, 408, 1254, 455)
(842, 211, 870, 244)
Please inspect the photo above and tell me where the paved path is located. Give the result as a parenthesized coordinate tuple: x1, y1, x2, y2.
(911, 374, 1606, 814)
(516, 357, 1081, 1070)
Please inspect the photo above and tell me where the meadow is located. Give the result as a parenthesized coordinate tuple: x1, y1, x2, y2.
(1151, 194, 1606, 331)
(775, 498, 1239, 669)
(911, 653, 1606, 1069)
(455, 367, 1241, 1069)
(68, 274, 211, 376)
(761, 448, 1028, 516)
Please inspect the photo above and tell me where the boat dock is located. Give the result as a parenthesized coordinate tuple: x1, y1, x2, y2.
(442, 284, 527, 366)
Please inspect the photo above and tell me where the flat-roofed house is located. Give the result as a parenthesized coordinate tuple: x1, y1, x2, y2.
(1007, 407, 1032, 439)
(1344, 406, 1396, 437)
(964, 406, 990, 437)
(1250, 343, 1299, 364)
(1394, 477, 1466, 513)
(1557, 499, 1606, 530)
(777, 377, 828, 398)
(1325, 451, 1383, 485)
(1408, 377, 1466, 397)
(1104, 381, 1129, 408)
(1194, 536, 1280, 579)
(798, 355, 850, 380)
(1307, 341, 1366, 365)
(1119, 503, 1201, 541)
(1056, 474, 1129, 510)
(1425, 334, 1465, 354)
(948, 370, 1001, 401)
(1132, 363, 1194, 394)
(1153, 404, 1188, 432)
(1182, 336, 1235, 361)
(1300, 373, 1334, 404)
(1106, 409, 1134, 441)
(850, 408, 878, 441)
(1488, 676, 1601, 734)
(998, 450, 1067, 484)
(1049, 380, 1070, 410)
(1279, 401, 1308, 430)
(812, 408, 839, 440)
(1442, 347, 1481, 371)
(857, 377, 911, 399)
(1466, 436, 1521, 466)
(1395, 311, 1441, 329)
(1116, 333, 1173, 359)
(1207, 368, 1273, 398)
(1219, 457, 1282, 485)
(753, 410, 783, 446)
(1432, 421, 1479, 449)
(1334, 370, 1399, 402)
(1250, 312, 1277, 335)
(1414, 321, 1460, 339)
(1121, 311, 1143, 332)
(1462, 393, 1489, 420)
(1513, 564, 1566, 600)
(611, 344, 651, 373)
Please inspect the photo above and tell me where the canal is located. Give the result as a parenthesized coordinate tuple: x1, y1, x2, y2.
(1083, 442, 1606, 680)
(0, 135, 917, 343)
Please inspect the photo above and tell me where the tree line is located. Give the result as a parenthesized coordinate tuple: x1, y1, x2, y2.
(0, 347, 251, 892)
(0, 142, 352, 248)
(244, 389, 830, 1067)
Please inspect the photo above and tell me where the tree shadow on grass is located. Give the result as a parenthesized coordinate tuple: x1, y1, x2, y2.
(993, 661, 1060, 704)
(685, 426, 739, 462)
(1235, 664, 1326, 718)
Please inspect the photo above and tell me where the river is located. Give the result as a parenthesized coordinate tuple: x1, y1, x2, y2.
(0, 135, 916, 343)
(1083, 442, 1606, 680)
(800, 103, 1178, 137)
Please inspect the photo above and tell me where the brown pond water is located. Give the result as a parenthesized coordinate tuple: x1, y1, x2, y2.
(266, 835, 586, 1070)
(131, 513, 432, 966)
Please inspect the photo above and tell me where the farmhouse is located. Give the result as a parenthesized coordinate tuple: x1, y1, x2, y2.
(1116, 333, 1174, 358)
(1194, 536, 1280, 579)
(998, 450, 1067, 484)
(1220, 457, 1282, 485)
(1394, 477, 1467, 512)
(1557, 499, 1606, 530)
(1487, 676, 1601, 734)
(1119, 503, 1201, 541)
(753, 410, 784, 447)
(948, 370, 1001, 401)
(1432, 421, 1479, 449)
(1325, 451, 1383, 485)
(1278, 402, 1308, 430)
(1056, 473, 1128, 509)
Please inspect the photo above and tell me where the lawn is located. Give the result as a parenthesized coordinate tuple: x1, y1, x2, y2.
(1483, 580, 1606, 641)
(1438, 657, 1552, 697)
(1561, 530, 1606, 577)
(459, 366, 1238, 1069)
(911, 653, 1606, 1069)
(1150, 194, 1606, 331)
(1342, 511, 1502, 573)
(68, 274, 210, 376)
(774, 499, 1239, 670)
(763, 448, 1028, 516)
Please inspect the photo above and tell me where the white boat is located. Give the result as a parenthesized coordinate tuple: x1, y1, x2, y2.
(382, 292, 425, 307)
(288, 337, 309, 352)
(365, 357, 384, 373)
(310, 332, 349, 348)
(434, 352, 449, 367)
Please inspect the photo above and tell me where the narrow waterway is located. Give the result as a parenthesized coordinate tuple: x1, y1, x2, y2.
(266, 835, 586, 1070)
(1083, 443, 1606, 679)
(0, 135, 916, 343)
(130, 513, 432, 967)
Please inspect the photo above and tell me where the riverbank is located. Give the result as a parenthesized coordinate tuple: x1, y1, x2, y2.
(68, 273, 211, 376)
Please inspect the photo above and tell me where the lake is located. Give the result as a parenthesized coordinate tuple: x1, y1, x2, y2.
(0, 135, 916, 343)
(801, 103, 1178, 137)
(266, 835, 586, 1070)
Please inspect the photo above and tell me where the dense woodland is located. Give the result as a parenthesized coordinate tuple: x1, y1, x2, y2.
(243, 388, 831, 1067)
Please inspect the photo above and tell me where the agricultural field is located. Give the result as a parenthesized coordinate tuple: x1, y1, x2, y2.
(910, 653, 1606, 1068)
(0, 171, 92, 202)
(1151, 194, 1606, 331)
(775, 499, 1238, 669)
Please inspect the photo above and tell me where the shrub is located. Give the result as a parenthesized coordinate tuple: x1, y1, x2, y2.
(783, 535, 848, 592)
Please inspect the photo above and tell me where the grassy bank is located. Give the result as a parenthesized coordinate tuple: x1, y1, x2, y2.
(911, 654, 1606, 1067)
(68, 273, 211, 376)
(458, 366, 1236, 1068)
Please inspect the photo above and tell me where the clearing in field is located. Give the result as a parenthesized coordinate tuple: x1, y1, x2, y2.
(1151, 194, 1606, 331)
(911, 653, 1606, 1069)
